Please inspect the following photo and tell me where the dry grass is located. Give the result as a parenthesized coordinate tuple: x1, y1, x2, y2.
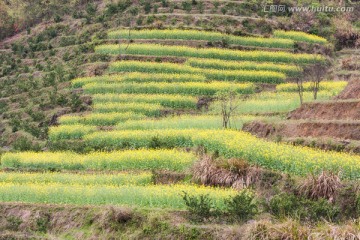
(245, 219, 310, 240)
(299, 171, 342, 202)
(192, 155, 246, 189)
(245, 219, 360, 240)
(192, 155, 282, 190)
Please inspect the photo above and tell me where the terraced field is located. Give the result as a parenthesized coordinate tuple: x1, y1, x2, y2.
(0, 28, 356, 213)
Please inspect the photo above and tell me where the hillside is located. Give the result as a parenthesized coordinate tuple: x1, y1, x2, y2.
(1, 0, 360, 239)
(243, 52, 360, 153)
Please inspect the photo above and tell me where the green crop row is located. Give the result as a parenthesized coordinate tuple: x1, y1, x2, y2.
(0, 182, 235, 209)
(71, 73, 206, 88)
(92, 94, 198, 109)
(0, 172, 152, 186)
(108, 29, 294, 49)
(186, 58, 302, 76)
(93, 102, 164, 117)
(81, 129, 360, 179)
(58, 112, 145, 126)
(82, 81, 256, 96)
(96, 43, 325, 64)
(117, 115, 258, 130)
(49, 124, 97, 141)
(276, 81, 348, 92)
(1, 149, 196, 172)
(108, 61, 286, 83)
(273, 30, 327, 44)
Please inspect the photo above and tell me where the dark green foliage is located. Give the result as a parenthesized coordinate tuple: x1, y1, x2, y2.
(13, 136, 41, 152)
(144, 2, 152, 14)
(54, 15, 62, 23)
(36, 214, 50, 233)
(182, 192, 215, 221)
(225, 190, 258, 221)
(161, 0, 168, 7)
(182, 1, 192, 13)
(267, 193, 339, 222)
(6, 216, 22, 231)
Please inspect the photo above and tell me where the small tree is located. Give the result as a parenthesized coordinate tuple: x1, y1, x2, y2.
(216, 90, 239, 129)
(294, 64, 305, 105)
(308, 60, 328, 100)
(296, 75, 304, 105)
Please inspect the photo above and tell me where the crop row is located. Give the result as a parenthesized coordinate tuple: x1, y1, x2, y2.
(0, 182, 235, 209)
(273, 30, 327, 44)
(108, 29, 294, 49)
(82, 81, 256, 96)
(49, 124, 97, 141)
(0, 172, 152, 186)
(185, 58, 302, 76)
(58, 112, 145, 126)
(1, 149, 196, 172)
(107, 61, 286, 84)
(80, 129, 360, 179)
(209, 90, 346, 114)
(116, 115, 258, 130)
(71, 73, 206, 88)
(276, 81, 348, 92)
(96, 43, 325, 64)
(92, 94, 198, 109)
(93, 102, 164, 116)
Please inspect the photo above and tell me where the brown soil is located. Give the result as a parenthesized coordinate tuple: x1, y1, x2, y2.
(245, 78, 360, 149)
(335, 80, 360, 100)
(287, 100, 360, 120)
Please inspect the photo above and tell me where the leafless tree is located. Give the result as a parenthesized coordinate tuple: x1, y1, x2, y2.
(294, 64, 305, 105)
(296, 75, 304, 105)
(308, 61, 328, 100)
(216, 90, 239, 129)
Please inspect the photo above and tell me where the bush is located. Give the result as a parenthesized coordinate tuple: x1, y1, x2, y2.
(268, 193, 299, 219)
(12, 136, 41, 152)
(182, 192, 216, 221)
(267, 193, 339, 222)
(182, 1, 192, 13)
(54, 15, 62, 23)
(225, 190, 258, 221)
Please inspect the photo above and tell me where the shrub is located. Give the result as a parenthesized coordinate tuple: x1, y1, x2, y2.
(182, 192, 216, 221)
(225, 190, 258, 221)
(268, 193, 339, 222)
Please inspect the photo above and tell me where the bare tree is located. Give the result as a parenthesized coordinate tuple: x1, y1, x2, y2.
(308, 61, 328, 100)
(216, 90, 239, 129)
(119, 27, 132, 60)
(294, 64, 305, 105)
(296, 75, 304, 105)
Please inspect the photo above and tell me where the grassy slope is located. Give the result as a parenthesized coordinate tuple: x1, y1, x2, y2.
(1, 1, 360, 239)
